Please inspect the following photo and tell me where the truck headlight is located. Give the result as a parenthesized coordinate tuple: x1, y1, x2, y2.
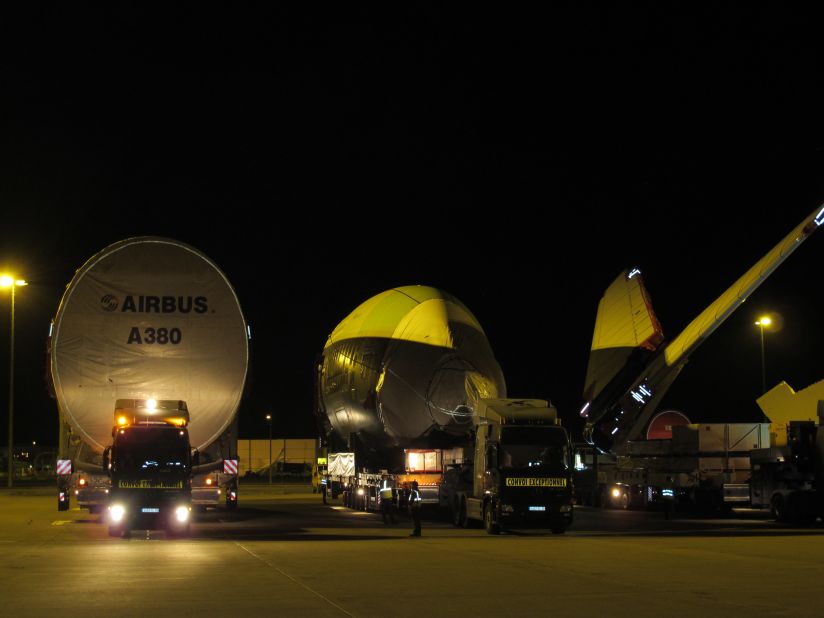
(110, 504, 126, 523)
(175, 506, 190, 523)
(560, 504, 573, 513)
(501, 504, 514, 514)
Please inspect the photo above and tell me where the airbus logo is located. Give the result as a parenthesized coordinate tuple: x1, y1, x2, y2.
(101, 294, 209, 314)
(100, 295, 119, 311)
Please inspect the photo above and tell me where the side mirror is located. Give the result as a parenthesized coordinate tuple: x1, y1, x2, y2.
(191, 448, 200, 468)
(102, 447, 111, 475)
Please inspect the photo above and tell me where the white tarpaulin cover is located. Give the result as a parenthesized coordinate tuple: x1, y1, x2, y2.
(50, 237, 248, 452)
(327, 452, 355, 477)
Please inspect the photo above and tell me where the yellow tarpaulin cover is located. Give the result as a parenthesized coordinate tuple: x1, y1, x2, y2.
(325, 286, 484, 349)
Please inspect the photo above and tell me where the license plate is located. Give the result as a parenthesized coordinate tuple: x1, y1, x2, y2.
(528, 506, 546, 512)
(141, 507, 160, 513)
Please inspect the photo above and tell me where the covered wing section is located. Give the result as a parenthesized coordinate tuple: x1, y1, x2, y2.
(666, 208, 824, 367)
(583, 205, 823, 454)
(318, 286, 506, 457)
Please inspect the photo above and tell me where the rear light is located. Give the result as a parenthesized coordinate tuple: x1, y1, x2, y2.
(78, 478, 87, 486)
(205, 477, 213, 486)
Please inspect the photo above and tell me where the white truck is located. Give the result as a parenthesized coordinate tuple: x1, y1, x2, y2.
(439, 398, 574, 534)
(49, 237, 249, 518)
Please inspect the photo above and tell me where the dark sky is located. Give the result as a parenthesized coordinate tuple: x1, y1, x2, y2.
(1, 5, 823, 448)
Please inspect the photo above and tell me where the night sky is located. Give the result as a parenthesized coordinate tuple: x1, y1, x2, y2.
(2, 5, 823, 449)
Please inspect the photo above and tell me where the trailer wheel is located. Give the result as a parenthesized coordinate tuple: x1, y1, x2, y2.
(484, 504, 500, 535)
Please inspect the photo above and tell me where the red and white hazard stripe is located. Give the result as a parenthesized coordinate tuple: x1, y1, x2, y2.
(56, 459, 72, 475)
(223, 459, 238, 475)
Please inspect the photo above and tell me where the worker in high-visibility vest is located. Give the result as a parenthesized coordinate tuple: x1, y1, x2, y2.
(380, 476, 396, 524)
(408, 480, 422, 537)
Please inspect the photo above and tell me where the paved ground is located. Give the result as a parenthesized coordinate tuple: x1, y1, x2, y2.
(2, 486, 824, 617)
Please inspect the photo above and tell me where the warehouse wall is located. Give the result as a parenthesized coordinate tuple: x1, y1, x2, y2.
(237, 438, 319, 475)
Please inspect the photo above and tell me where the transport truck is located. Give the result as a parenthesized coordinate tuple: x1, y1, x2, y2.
(316, 286, 573, 532)
(315, 286, 506, 511)
(104, 398, 195, 537)
(50, 237, 249, 522)
(439, 398, 573, 534)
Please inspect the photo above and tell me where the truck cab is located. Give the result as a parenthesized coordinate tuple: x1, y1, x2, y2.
(103, 399, 194, 538)
(446, 398, 574, 534)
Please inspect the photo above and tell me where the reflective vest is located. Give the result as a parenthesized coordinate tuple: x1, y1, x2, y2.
(409, 488, 422, 508)
(380, 486, 393, 501)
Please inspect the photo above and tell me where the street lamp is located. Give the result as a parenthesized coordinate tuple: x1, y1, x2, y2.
(265, 414, 272, 485)
(755, 315, 772, 394)
(1, 275, 27, 488)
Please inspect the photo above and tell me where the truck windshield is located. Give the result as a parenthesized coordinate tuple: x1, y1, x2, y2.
(114, 427, 189, 474)
(500, 426, 569, 470)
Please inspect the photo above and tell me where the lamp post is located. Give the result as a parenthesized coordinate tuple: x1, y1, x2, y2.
(755, 315, 772, 394)
(265, 414, 272, 485)
(1, 275, 27, 488)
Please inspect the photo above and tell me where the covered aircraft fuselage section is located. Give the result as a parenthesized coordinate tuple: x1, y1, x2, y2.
(50, 237, 249, 454)
(317, 286, 506, 455)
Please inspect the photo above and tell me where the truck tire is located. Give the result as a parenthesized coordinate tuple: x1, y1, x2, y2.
(484, 504, 500, 535)
(550, 525, 566, 535)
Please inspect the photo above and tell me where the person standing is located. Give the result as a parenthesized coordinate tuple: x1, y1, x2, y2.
(380, 475, 396, 524)
(660, 475, 676, 519)
(408, 480, 422, 536)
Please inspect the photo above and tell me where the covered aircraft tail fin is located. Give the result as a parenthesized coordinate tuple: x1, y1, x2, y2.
(582, 269, 664, 407)
(582, 204, 823, 453)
